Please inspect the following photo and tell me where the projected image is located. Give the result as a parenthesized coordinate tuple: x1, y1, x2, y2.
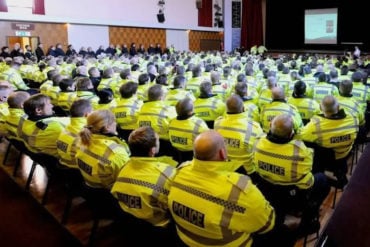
(305, 8, 338, 44)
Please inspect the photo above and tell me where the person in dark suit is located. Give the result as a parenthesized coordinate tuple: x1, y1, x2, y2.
(35, 43, 45, 61)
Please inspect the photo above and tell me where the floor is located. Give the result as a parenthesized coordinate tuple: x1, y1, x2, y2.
(0, 138, 362, 247)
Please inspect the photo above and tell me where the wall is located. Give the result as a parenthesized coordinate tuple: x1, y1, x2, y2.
(189, 31, 223, 51)
(0, 0, 222, 32)
(166, 30, 189, 52)
(0, 21, 67, 54)
(67, 24, 109, 52)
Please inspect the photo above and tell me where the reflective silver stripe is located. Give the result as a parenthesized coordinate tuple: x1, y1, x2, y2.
(215, 125, 258, 137)
(176, 223, 249, 246)
(130, 101, 140, 116)
(172, 182, 246, 213)
(244, 121, 253, 144)
(169, 126, 195, 134)
(314, 120, 323, 146)
(291, 140, 300, 180)
(84, 149, 111, 165)
(312, 125, 358, 135)
(220, 176, 249, 237)
(17, 116, 26, 140)
(255, 148, 305, 162)
(140, 112, 167, 118)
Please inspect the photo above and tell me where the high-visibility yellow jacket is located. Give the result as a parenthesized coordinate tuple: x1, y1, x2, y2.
(76, 134, 130, 189)
(111, 156, 177, 227)
(287, 96, 321, 123)
(114, 97, 143, 130)
(0, 67, 29, 90)
(56, 117, 86, 169)
(20, 116, 70, 158)
(254, 135, 314, 189)
(0, 103, 9, 136)
(57, 92, 77, 112)
(168, 159, 275, 247)
(5, 108, 26, 140)
(165, 88, 195, 106)
(312, 82, 339, 102)
(297, 109, 359, 159)
(169, 115, 209, 151)
(138, 101, 176, 140)
(214, 112, 263, 174)
(194, 96, 225, 122)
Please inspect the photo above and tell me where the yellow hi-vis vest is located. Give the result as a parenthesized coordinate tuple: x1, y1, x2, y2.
(287, 97, 321, 122)
(57, 92, 77, 112)
(114, 97, 143, 130)
(5, 108, 26, 140)
(254, 137, 314, 189)
(111, 156, 177, 227)
(76, 134, 130, 189)
(168, 115, 209, 152)
(56, 117, 86, 169)
(214, 112, 263, 174)
(297, 110, 359, 159)
(168, 159, 275, 247)
(194, 96, 226, 122)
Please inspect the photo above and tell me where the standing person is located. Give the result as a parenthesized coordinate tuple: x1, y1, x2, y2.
(24, 45, 34, 59)
(129, 42, 137, 57)
(55, 43, 66, 57)
(10, 43, 23, 58)
(168, 130, 294, 247)
(65, 44, 77, 57)
(353, 46, 361, 60)
(35, 43, 45, 61)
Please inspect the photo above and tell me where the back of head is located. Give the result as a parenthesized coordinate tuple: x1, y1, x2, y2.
(339, 80, 353, 96)
(270, 114, 293, 138)
(293, 80, 306, 97)
(120, 81, 138, 98)
(210, 71, 220, 84)
(76, 66, 88, 77)
(234, 81, 247, 97)
(351, 71, 363, 83)
(199, 81, 212, 97)
(97, 88, 114, 104)
(194, 130, 226, 161)
(52, 74, 64, 86)
(120, 68, 131, 79)
(320, 95, 339, 116)
(138, 73, 150, 85)
(173, 75, 186, 89)
(80, 109, 116, 145)
(148, 84, 163, 101)
(7, 91, 30, 109)
(102, 67, 114, 78)
(76, 77, 93, 91)
(176, 97, 193, 117)
(156, 74, 168, 86)
(88, 67, 100, 78)
(70, 99, 92, 117)
(226, 95, 243, 114)
(128, 126, 158, 156)
(271, 87, 285, 100)
(59, 78, 75, 91)
(47, 69, 58, 80)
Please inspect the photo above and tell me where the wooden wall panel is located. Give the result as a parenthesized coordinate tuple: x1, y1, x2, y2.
(109, 26, 166, 52)
(0, 21, 68, 55)
(189, 31, 223, 51)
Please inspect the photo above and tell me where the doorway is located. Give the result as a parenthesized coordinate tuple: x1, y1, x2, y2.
(7, 36, 39, 52)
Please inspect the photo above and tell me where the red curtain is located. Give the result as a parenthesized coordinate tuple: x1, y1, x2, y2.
(198, 0, 213, 27)
(33, 0, 45, 15)
(0, 0, 8, 12)
(240, 0, 263, 51)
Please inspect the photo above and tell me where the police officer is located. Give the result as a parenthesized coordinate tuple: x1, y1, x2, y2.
(254, 114, 330, 231)
(297, 95, 359, 188)
(214, 95, 263, 180)
(165, 75, 195, 106)
(260, 87, 303, 133)
(0, 57, 30, 91)
(76, 109, 130, 189)
(5, 91, 30, 140)
(168, 97, 209, 162)
(111, 126, 177, 228)
(21, 93, 69, 158)
(168, 130, 282, 247)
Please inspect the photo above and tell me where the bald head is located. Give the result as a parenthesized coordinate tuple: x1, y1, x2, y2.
(270, 114, 293, 138)
(226, 95, 244, 113)
(321, 95, 339, 116)
(194, 130, 226, 161)
(271, 87, 285, 100)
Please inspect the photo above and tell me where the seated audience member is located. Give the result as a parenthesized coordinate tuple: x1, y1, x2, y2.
(193, 81, 225, 129)
(214, 95, 263, 180)
(165, 75, 194, 106)
(5, 91, 30, 140)
(75, 77, 99, 109)
(234, 80, 259, 122)
(297, 95, 359, 188)
(254, 114, 330, 233)
(0, 84, 13, 138)
(288, 80, 321, 125)
(76, 109, 130, 189)
(21, 93, 69, 158)
(260, 87, 303, 133)
(137, 84, 176, 156)
(57, 99, 92, 169)
(114, 81, 143, 141)
(56, 78, 77, 113)
(168, 97, 209, 162)
(88, 66, 101, 93)
(111, 126, 177, 227)
(0, 57, 30, 91)
(168, 130, 295, 247)
(95, 88, 117, 110)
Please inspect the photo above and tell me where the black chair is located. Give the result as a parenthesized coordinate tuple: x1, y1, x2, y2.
(24, 151, 60, 205)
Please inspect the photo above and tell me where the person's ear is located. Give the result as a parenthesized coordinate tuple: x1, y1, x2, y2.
(219, 147, 227, 161)
(149, 146, 157, 157)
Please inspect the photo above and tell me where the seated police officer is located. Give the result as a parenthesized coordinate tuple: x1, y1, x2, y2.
(168, 130, 294, 247)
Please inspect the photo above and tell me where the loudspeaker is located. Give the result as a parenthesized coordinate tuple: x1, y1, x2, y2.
(196, 0, 202, 9)
(157, 13, 165, 23)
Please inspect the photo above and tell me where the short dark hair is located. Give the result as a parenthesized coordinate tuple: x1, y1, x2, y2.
(120, 81, 138, 98)
(128, 126, 157, 156)
(70, 99, 92, 117)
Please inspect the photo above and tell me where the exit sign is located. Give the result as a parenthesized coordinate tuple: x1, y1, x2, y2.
(15, 31, 31, 37)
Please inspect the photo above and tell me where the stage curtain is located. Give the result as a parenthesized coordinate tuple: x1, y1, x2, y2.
(33, 0, 45, 15)
(240, 0, 263, 51)
(0, 0, 8, 12)
(198, 0, 213, 27)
